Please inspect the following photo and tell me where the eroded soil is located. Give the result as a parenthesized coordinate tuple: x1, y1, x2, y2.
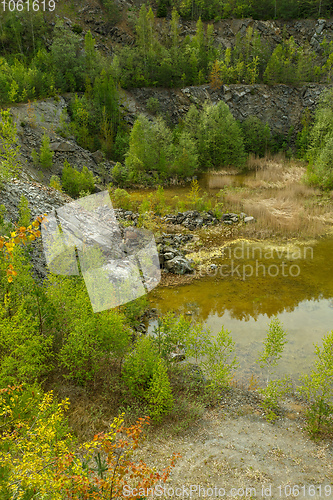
(134, 390, 333, 500)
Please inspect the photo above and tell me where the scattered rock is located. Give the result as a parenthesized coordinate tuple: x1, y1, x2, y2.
(244, 216, 255, 223)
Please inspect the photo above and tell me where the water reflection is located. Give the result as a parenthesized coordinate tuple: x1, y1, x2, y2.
(200, 171, 255, 191)
(148, 237, 333, 381)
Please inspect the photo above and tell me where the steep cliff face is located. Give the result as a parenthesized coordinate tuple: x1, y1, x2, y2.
(122, 83, 333, 137)
(76, 5, 333, 57)
(203, 17, 333, 53)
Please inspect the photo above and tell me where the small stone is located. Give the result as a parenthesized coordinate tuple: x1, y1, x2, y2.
(244, 216, 255, 223)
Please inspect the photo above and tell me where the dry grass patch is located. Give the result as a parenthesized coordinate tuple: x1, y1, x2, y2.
(221, 157, 333, 238)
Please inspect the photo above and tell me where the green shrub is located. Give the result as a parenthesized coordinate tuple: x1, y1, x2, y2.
(241, 116, 271, 157)
(112, 128, 130, 163)
(0, 248, 52, 386)
(310, 137, 333, 190)
(59, 308, 130, 384)
(296, 108, 312, 159)
(199, 101, 246, 170)
(0, 300, 52, 386)
(298, 330, 333, 437)
(172, 131, 199, 178)
(257, 316, 288, 370)
(39, 133, 54, 169)
(0, 110, 21, 185)
(263, 37, 316, 85)
(44, 273, 131, 384)
(49, 175, 62, 192)
(61, 160, 95, 198)
(72, 23, 83, 34)
(122, 335, 174, 421)
(122, 335, 160, 399)
(31, 148, 39, 167)
(256, 317, 289, 421)
(51, 21, 84, 92)
(258, 376, 292, 422)
(150, 185, 169, 215)
(125, 115, 173, 179)
(31, 133, 54, 170)
(186, 179, 211, 212)
(304, 88, 333, 189)
(146, 358, 174, 422)
(111, 187, 132, 210)
(111, 162, 130, 187)
(119, 296, 149, 328)
(201, 326, 238, 392)
(152, 313, 192, 362)
(17, 195, 31, 227)
(156, 0, 168, 17)
(146, 97, 160, 114)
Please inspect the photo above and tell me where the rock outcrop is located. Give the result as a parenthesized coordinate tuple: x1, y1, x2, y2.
(9, 98, 115, 187)
(122, 83, 333, 139)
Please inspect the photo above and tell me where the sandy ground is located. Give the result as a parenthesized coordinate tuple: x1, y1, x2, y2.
(133, 389, 333, 500)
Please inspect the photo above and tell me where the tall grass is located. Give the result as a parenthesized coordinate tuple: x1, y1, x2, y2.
(221, 156, 332, 237)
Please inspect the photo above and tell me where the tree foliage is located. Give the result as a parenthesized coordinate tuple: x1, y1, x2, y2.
(305, 88, 333, 189)
(0, 110, 21, 185)
(0, 386, 180, 499)
(198, 101, 246, 169)
(61, 161, 95, 198)
(298, 330, 333, 437)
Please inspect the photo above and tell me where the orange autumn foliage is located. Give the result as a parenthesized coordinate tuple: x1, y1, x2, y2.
(0, 214, 46, 282)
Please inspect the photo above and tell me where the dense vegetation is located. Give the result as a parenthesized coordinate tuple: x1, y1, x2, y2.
(1, 5, 333, 95)
(0, 227, 332, 496)
(117, 7, 333, 88)
(157, 0, 332, 21)
(304, 87, 333, 189)
(0, 3, 333, 187)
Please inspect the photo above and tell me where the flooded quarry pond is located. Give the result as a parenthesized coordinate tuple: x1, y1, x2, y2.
(147, 236, 333, 385)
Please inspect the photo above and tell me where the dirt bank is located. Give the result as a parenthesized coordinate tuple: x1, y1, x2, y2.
(134, 389, 333, 500)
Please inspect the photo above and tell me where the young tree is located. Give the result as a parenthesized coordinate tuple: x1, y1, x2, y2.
(241, 116, 271, 157)
(172, 130, 198, 177)
(298, 330, 333, 437)
(209, 59, 222, 89)
(305, 88, 333, 189)
(256, 317, 291, 421)
(39, 133, 54, 169)
(0, 386, 180, 498)
(51, 20, 83, 91)
(199, 101, 246, 170)
(0, 110, 21, 185)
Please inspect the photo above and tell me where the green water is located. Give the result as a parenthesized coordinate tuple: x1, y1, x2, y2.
(147, 237, 333, 383)
(128, 171, 248, 205)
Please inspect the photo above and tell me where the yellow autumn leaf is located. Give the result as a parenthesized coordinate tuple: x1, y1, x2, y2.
(7, 276, 13, 283)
